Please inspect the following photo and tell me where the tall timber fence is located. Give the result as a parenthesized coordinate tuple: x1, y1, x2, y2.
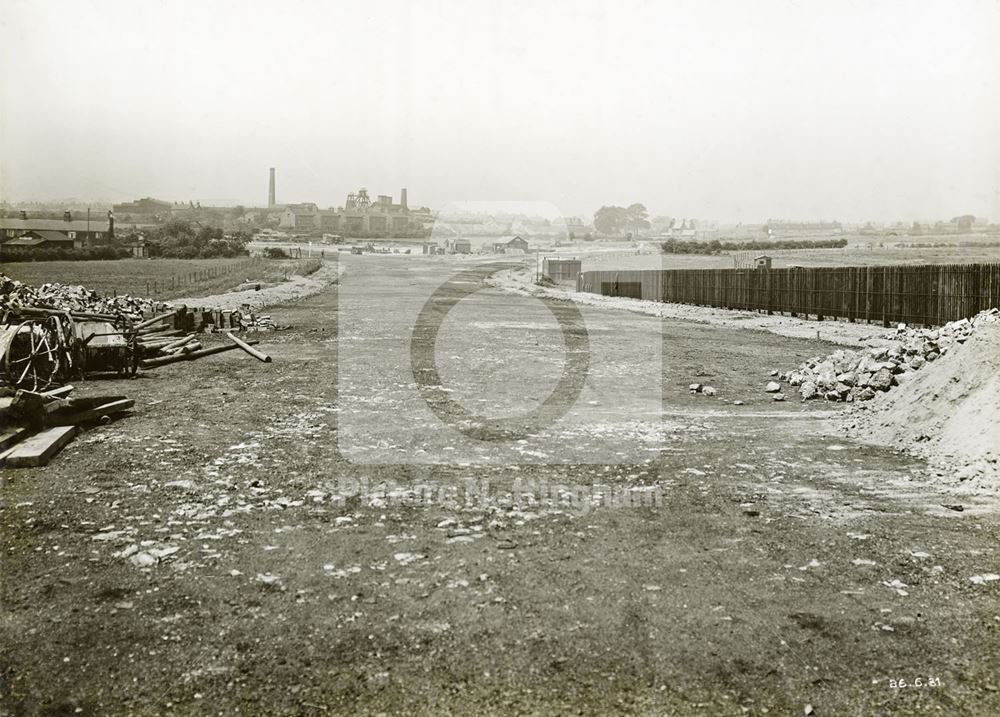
(577, 263, 1000, 327)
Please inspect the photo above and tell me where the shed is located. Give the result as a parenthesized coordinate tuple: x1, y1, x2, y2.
(755, 255, 772, 270)
(543, 257, 582, 281)
(445, 237, 472, 254)
(122, 240, 148, 258)
(491, 235, 529, 254)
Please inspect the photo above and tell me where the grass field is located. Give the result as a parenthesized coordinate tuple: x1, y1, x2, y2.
(0, 257, 321, 300)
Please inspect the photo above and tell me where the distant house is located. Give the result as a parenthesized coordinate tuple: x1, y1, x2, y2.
(563, 217, 592, 239)
(491, 235, 529, 254)
(0, 212, 114, 249)
(445, 237, 471, 254)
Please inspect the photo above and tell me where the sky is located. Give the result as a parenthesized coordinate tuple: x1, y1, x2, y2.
(1, 0, 998, 222)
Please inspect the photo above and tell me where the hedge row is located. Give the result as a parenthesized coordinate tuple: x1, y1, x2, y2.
(0, 246, 133, 262)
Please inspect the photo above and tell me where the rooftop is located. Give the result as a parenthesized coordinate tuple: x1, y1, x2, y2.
(0, 218, 111, 232)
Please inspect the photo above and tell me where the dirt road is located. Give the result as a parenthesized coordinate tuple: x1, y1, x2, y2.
(2, 256, 998, 716)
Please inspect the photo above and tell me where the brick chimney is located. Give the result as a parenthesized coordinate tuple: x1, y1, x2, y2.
(64, 210, 72, 221)
(400, 188, 407, 209)
(107, 210, 115, 237)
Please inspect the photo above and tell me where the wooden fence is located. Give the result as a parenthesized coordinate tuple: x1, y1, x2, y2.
(576, 263, 1000, 327)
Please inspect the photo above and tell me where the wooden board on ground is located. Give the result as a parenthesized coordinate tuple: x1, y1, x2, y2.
(53, 399, 135, 426)
(0, 427, 29, 452)
(3, 426, 78, 468)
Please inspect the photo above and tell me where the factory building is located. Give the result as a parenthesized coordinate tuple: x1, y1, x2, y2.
(277, 187, 413, 236)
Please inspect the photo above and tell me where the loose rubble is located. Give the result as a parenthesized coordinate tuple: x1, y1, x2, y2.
(1, 274, 277, 331)
(771, 309, 999, 403)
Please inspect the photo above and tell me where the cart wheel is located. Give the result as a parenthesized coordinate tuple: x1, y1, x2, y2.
(3, 319, 61, 391)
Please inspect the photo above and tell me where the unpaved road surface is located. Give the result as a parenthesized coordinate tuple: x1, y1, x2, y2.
(2, 256, 998, 716)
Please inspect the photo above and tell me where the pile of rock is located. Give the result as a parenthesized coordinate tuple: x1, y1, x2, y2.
(774, 309, 999, 402)
(0, 275, 159, 320)
(1, 275, 277, 331)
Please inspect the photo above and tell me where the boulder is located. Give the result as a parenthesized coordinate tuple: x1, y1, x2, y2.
(856, 387, 876, 401)
(800, 381, 819, 400)
(869, 368, 893, 392)
(836, 372, 856, 387)
(764, 381, 782, 393)
(773, 393, 786, 402)
(857, 355, 880, 374)
(702, 386, 717, 396)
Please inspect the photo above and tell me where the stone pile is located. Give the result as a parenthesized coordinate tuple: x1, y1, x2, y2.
(1, 275, 276, 331)
(0, 275, 158, 320)
(774, 309, 1000, 402)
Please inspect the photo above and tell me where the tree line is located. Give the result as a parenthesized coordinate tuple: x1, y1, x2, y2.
(141, 220, 250, 258)
(661, 237, 848, 254)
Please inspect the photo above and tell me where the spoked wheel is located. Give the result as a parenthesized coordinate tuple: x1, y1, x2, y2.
(3, 318, 63, 391)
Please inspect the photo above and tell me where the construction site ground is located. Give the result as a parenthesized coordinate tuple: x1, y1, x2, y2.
(2, 256, 999, 716)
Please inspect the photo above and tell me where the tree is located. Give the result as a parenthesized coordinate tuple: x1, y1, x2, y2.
(625, 203, 650, 234)
(593, 206, 628, 235)
(952, 215, 975, 232)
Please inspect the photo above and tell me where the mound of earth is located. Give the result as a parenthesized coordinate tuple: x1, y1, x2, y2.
(846, 323, 1000, 484)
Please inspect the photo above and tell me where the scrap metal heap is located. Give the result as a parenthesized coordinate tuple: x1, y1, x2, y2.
(0, 275, 273, 468)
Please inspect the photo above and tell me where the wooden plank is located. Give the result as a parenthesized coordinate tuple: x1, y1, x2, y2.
(3, 426, 78, 468)
(225, 332, 272, 362)
(140, 340, 259, 368)
(135, 309, 179, 331)
(0, 427, 29, 452)
(41, 385, 75, 398)
(53, 399, 135, 426)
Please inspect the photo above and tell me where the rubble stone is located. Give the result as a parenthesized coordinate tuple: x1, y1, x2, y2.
(869, 368, 893, 392)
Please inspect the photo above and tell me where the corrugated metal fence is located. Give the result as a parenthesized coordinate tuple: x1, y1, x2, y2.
(576, 263, 1000, 326)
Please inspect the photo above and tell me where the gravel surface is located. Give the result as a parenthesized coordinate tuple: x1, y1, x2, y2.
(2, 255, 998, 716)
(488, 265, 896, 347)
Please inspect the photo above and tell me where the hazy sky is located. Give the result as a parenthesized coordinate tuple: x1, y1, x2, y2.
(1, 0, 998, 222)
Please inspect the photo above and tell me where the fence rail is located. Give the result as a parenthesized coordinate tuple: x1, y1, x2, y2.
(577, 263, 1000, 327)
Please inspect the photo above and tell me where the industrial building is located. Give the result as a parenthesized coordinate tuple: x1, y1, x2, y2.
(276, 186, 413, 236)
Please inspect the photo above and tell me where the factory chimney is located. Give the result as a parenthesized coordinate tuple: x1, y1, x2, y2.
(268, 168, 276, 208)
(400, 188, 408, 210)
